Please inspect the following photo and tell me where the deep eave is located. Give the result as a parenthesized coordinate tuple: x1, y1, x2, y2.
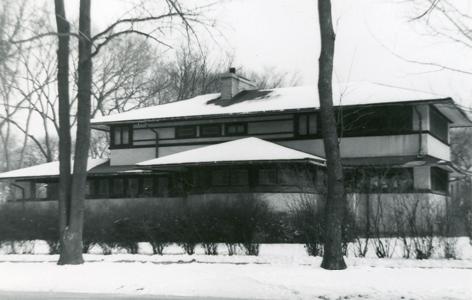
(91, 97, 471, 131)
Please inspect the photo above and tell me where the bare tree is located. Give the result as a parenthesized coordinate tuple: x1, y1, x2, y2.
(318, 0, 347, 270)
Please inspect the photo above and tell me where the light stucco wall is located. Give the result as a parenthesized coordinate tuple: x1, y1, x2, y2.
(278, 134, 422, 158)
(158, 144, 204, 157)
(413, 166, 431, 190)
(425, 134, 450, 161)
(110, 148, 156, 165)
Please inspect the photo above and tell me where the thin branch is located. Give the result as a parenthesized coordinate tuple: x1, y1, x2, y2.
(10, 32, 80, 44)
(91, 29, 172, 57)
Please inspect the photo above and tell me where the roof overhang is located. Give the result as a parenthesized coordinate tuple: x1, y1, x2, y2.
(91, 97, 472, 130)
(0, 159, 109, 181)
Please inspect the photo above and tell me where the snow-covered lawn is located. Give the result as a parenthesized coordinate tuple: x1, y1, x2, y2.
(0, 242, 471, 299)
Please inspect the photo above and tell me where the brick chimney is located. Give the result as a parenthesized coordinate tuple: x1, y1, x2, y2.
(220, 68, 256, 100)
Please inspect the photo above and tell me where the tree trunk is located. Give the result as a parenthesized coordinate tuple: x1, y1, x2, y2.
(317, 0, 347, 270)
(58, 0, 93, 265)
(54, 0, 76, 265)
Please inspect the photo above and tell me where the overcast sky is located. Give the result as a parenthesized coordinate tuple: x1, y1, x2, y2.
(63, 0, 472, 106)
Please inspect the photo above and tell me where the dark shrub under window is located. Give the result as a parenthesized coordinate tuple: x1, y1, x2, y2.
(225, 123, 246, 136)
(431, 167, 449, 193)
(200, 124, 222, 137)
(175, 126, 197, 139)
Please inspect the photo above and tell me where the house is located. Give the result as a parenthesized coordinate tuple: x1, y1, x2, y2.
(1, 69, 471, 217)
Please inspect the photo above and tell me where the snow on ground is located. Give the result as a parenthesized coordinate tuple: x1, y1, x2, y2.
(0, 242, 471, 299)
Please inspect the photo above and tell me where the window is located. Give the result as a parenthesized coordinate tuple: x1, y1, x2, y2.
(97, 179, 109, 198)
(339, 106, 412, 137)
(278, 166, 316, 187)
(200, 124, 222, 137)
(156, 176, 170, 197)
(258, 168, 277, 185)
(111, 178, 125, 197)
(127, 178, 139, 197)
(211, 169, 230, 186)
(344, 168, 413, 193)
(297, 114, 317, 136)
(430, 106, 449, 143)
(47, 183, 59, 200)
(230, 169, 249, 186)
(35, 183, 48, 199)
(431, 167, 449, 193)
(112, 125, 132, 147)
(225, 123, 246, 136)
(141, 177, 154, 196)
(175, 126, 197, 139)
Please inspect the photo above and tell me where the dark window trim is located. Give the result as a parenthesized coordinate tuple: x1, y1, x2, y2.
(224, 122, 247, 136)
(200, 124, 222, 137)
(108, 130, 449, 150)
(175, 125, 197, 139)
(111, 125, 133, 148)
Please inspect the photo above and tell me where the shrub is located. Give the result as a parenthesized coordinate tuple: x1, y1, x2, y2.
(225, 243, 239, 256)
(289, 198, 324, 257)
(241, 243, 259, 256)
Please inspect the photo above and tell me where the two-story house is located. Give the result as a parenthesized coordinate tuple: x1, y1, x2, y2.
(1, 69, 470, 216)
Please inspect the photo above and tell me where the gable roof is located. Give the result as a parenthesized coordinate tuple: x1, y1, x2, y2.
(137, 137, 325, 167)
(90, 82, 472, 128)
(0, 159, 108, 180)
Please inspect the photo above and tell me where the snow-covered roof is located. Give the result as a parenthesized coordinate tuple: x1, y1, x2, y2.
(0, 159, 108, 180)
(137, 137, 325, 167)
(91, 82, 471, 127)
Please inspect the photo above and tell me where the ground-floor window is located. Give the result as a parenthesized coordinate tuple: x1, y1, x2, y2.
(345, 167, 414, 193)
(431, 167, 449, 193)
(190, 164, 319, 192)
(86, 175, 174, 199)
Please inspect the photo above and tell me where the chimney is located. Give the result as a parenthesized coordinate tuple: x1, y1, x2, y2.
(220, 67, 256, 100)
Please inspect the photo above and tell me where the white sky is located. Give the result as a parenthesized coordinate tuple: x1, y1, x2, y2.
(59, 0, 472, 106)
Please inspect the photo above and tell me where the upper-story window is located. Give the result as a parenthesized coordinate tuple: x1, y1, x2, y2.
(200, 124, 222, 137)
(112, 125, 132, 147)
(175, 125, 197, 139)
(225, 123, 247, 136)
(339, 105, 412, 137)
(297, 113, 317, 136)
(429, 106, 449, 144)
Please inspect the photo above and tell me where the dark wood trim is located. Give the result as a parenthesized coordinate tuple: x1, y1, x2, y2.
(110, 130, 450, 150)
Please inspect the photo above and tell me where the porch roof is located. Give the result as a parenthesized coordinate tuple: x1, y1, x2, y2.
(137, 137, 326, 168)
(0, 159, 109, 180)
